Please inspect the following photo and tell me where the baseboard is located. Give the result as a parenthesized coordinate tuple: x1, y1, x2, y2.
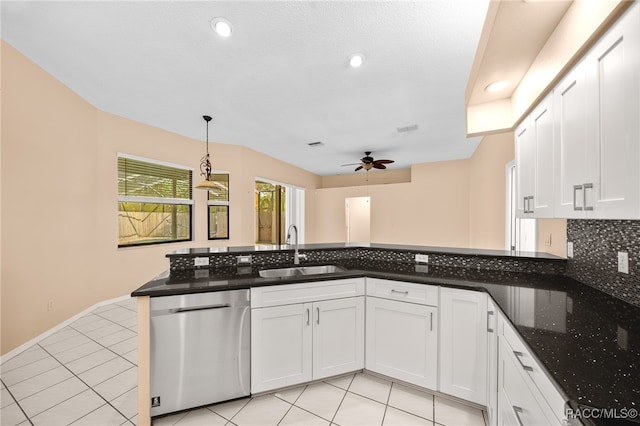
(0, 294, 133, 364)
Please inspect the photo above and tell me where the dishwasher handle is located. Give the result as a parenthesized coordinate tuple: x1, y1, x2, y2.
(170, 303, 231, 313)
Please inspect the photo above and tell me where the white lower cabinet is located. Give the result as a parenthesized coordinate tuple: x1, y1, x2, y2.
(486, 298, 498, 426)
(251, 281, 365, 393)
(439, 287, 488, 406)
(365, 296, 438, 390)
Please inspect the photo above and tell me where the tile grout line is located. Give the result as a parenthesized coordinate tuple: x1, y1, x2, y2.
(274, 383, 307, 426)
(329, 373, 356, 424)
(379, 381, 394, 426)
(35, 327, 137, 424)
(1, 377, 35, 426)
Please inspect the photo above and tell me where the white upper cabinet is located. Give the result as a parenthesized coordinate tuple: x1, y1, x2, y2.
(585, 2, 640, 218)
(516, 94, 554, 218)
(554, 3, 640, 219)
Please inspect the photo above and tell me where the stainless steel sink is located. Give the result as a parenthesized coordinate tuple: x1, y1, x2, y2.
(259, 265, 346, 278)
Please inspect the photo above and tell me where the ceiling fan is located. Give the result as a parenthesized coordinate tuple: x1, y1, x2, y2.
(343, 151, 395, 172)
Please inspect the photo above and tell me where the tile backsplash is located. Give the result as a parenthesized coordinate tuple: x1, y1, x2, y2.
(567, 219, 640, 308)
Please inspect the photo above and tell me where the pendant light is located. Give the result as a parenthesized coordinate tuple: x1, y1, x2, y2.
(196, 115, 218, 191)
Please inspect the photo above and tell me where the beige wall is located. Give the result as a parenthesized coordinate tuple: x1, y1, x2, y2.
(537, 218, 567, 258)
(1, 41, 320, 354)
(320, 168, 411, 188)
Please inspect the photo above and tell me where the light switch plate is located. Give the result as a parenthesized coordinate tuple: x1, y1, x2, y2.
(194, 257, 209, 267)
(618, 251, 629, 274)
(567, 242, 574, 258)
(415, 254, 429, 264)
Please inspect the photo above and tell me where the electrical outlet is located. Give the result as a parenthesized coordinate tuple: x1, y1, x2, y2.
(194, 257, 209, 267)
(415, 254, 429, 264)
(618, 251, 629, 274)
(567, 242, 574, 258)
(47, 300, 54, 311)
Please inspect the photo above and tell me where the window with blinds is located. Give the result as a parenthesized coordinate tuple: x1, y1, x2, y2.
(207, 173, 230, 240)
(118, 155, 193, 247)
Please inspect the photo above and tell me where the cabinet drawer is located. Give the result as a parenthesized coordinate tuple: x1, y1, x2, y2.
(366, 278, 438, 306)
(251, 278, 365, 308)
(500, 316, 567, 423)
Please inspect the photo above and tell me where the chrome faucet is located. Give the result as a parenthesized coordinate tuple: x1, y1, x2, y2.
(286, 225, 306, 264)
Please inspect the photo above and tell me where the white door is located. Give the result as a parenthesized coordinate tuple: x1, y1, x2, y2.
(345, 197, 370, 243)
(312, 297, 365, 379)
(366, 297, 438, 390)
(439, 288, 488, 405)
(586, 3, 640, 218)
(251, 303, 312, 393)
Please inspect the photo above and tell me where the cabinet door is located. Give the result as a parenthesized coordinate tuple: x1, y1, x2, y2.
(531, 95, 555, 218)
(251, 303, 312, 393)
(498, 337, 559, 426)
(312, 297, 364, 380)
(365, 297, 437, 390)
(439, 288, 488, 405)
(486, 299, 498, 426)
(515, 117, 534, 218)
(554, 59, 589, 218)
(586, 3, 640, 219)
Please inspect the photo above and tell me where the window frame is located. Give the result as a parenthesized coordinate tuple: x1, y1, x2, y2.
(207, 170, 230, 241)
(117, 153, 194, 248)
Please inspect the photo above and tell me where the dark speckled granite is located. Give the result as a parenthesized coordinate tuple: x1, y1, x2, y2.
(133, 256, 640, 425)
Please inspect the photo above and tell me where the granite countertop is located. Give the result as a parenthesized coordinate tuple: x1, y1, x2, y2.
(132, 259, 640, 424)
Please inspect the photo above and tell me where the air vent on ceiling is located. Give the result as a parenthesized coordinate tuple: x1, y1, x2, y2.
(308, 141, 324, 147)
(397, 124, 419, 133)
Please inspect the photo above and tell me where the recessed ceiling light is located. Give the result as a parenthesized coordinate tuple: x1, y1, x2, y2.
(485, 80, 509, 93)
(349, 53, 365, 68)
(211, 17, 232, 37)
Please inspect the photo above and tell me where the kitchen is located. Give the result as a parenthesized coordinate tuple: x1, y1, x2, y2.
(2, 1, 640, 425)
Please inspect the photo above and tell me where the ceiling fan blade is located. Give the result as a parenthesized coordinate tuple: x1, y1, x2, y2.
(375, 159, 394, 164)
(354, 165, 363, 172)
(342, 162, 362, 167)
(373, 163, 387, 169)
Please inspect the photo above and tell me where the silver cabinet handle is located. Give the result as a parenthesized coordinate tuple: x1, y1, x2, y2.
(430, 312, 433, 331)
(528, 196, 534, 213)
(487, 311, 494, 333)
(391, 289, 409, 295)
(513, 351, 534, 372)
(524, 196, 534, 214)
(573, 185, 583, 211)
(306, 308, 310, 326)
(513, 406, 525, 426)
(317, 307, 320, 325)
(172, 303, 230, 313)
(583, 183, 594, 211)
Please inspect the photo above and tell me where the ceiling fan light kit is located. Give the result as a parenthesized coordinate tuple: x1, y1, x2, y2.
(345, 151, 395, 172)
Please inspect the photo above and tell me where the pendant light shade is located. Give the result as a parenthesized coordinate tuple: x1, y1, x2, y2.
(196, 115, 216, 191)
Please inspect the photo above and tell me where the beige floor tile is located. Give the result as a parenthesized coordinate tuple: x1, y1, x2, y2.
(39, 327, 82, 347)
(208, 397, 250, 420)
(433, 396, 485, 426)
(0, 402, 28, 425)
(122, 349, 138, 365)
(387, 383, 434, 421)
(109, 336, 138, 355)
(1, 387, 16, 408)
(383, 407, 433, 426)
(20, 376, 88, 418)
(152, 411, 187, 426)
(71, 317, 115, 334)
(95, 328, 136, 347)
(66, 348, 118, 375)
(324, 374, 354, 390)
(93, 366, 137, 401)
(8, 365, 73, 401)
(294, 382, 346, 421)
(1, 356, 61, 387)
(54, 341, 103, 364)
(348, 373, 392, 404)
(85, 323, 127, 340)
(71, 403, 129, 425)
(333, 392, 386, 426)
(280, 406, 330, 426)
(230, 394, 290, 426)
(274, 384, 306, 403)
(30, 389, 103, 425)
(110, 387, 138, 419)
(78, 356, 133, 387)
(1, 346, 51, 374)
(43, 334, 93, 355)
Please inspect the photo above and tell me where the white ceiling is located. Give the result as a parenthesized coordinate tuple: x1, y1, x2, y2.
(2, 0, 490, 176)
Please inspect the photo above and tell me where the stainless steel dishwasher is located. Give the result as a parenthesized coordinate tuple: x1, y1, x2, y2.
(150, 289, 250, 416)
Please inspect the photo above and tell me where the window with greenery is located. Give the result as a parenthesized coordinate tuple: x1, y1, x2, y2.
(118, 155, 193, 247)
(208, 173, 230, 240)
